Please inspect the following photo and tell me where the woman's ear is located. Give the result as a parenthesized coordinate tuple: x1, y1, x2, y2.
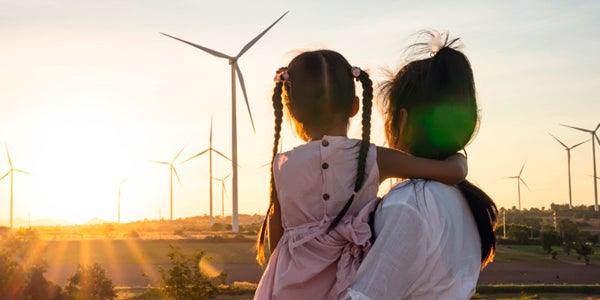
(350, 96, 360, 117)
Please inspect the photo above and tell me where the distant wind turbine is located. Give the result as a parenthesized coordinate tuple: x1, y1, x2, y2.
(561, 123, 600, 211)
(549, 133, 588, 209)
(506, 162, 529, 210)
(117, 178, 128, 224)
(161, 11, 289, 232)
(213, 173, 230, 218)
(0, 144, 30, 228)
(151, 146, 186, 221)
(181, 115, 231, 227)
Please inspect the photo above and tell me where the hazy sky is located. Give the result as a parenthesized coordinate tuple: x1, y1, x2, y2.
(1, 0, 599, 224)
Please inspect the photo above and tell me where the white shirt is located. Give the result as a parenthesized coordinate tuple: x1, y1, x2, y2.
(348, 179, 481, 300)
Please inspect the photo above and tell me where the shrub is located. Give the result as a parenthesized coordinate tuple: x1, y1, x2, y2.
(65, 263, 117, 300)
(159, 245, 226, 300)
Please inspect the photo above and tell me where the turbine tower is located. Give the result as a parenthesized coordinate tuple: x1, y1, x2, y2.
(181, 115, 231, 227)
(213, 173, 230, 217)
(151, 146, 186, 221)
(0, 145, 30, 228)
(549, 133, 588, 209)
(561, 123, 600, 211)
(506, 162, 529, 210)
(161, 11, 289, 232)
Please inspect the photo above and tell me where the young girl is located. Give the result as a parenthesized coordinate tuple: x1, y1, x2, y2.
(254, 49, 467, 300)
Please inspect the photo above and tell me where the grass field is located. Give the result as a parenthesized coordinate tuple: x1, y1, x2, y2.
(36, 237, 600, 299)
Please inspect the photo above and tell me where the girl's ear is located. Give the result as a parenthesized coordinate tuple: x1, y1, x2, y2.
(350, 96, 360, 117)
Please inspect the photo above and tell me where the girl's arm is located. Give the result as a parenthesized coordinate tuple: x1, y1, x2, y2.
(268, 194, 284, 252)
(377, 146, 467, 185)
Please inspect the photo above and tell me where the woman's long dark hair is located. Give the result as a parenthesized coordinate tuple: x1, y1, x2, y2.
(381, 32, 497, 268)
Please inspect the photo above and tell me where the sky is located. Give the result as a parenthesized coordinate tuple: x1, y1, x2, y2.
(1, 0, 599, 225)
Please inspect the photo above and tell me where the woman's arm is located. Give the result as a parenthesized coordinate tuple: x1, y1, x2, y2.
(377, 146, 467, 185)
(268, 195, 283, 252)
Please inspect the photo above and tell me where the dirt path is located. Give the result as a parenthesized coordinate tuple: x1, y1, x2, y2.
(478, 260, 600, 284)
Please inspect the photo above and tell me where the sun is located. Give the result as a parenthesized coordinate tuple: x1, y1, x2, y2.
(21, 92, 144, 224)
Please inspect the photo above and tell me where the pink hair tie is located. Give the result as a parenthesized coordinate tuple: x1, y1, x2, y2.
(351, 66, 361, 80)
(274, 67, 289, 83)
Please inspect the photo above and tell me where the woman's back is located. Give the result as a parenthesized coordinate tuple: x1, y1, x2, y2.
(350, 179, 481, 299)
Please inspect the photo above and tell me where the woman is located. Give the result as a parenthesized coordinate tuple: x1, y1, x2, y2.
(348, 32, 498, 300)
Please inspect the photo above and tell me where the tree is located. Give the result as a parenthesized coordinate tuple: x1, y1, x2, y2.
(558, 219, 579, 255)
(540, 230, 562, 254)
(575, 243, 594, 265)
(159, 245, 226, 300)
(65, 264, 116, 300)
(24, 265, 66, 300)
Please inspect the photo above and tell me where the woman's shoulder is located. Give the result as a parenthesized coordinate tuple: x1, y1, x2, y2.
(383, 179, 460, 209)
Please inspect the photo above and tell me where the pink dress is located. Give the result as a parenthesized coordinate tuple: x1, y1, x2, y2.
(255, 136, 379, 300)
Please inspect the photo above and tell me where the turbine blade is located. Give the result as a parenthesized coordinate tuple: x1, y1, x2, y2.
(210, 113, 213, 146)
(223, 173, 231, 181)
(13, 169, 30, 175)
(180, 148, 210, 164)
(570, 139, 589, 149)
(0, 171, 9, 181)
(172, 145, 187, 163)
(549, 133, 567, 149)
(520, 178, 530, 190)
(173, 167, 182, 185)
(505, 176, 519, 179)
(519, 162, 526, 176)
(5, 145, 12, 167)
(596, 133, 600, 146)
(236, 11, 289, 58)
(560, 124, 592, 133)
(235, 64, 256, 133)
(212, 148, 232, 162)
(160, 33, 232, 59)
(596, 122, 600, 132)
(150, 160, 170, 165)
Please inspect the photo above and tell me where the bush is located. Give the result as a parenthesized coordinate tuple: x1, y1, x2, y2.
(540, 230, 562, 254)
(65, 263, 116, 300)
(159, 245, 226, 300)
(211, 222, 232, 232)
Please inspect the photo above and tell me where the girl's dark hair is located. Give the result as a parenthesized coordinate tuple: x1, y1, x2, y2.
(381, 32, 497, 268)
(256, 50, 373, 266)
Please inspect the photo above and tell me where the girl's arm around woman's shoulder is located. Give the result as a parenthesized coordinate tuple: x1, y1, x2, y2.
(376, 146, 467, 185)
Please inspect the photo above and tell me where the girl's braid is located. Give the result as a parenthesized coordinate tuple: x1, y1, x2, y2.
(327, 69, 373, 232)
(256, 81, 284, 266)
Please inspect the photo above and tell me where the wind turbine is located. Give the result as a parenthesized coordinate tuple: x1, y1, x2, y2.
(117, 178, 127, 224)
(161, 11, 289, 232)
(549, 133, 588, 209)
(181, 115, 231, 227)
(151, 146, 186, 221)
(506, 162, 529, 210)
(561, 123, 600, 211)
(0, 144, 30, 228)
(213, 173, 230, 218)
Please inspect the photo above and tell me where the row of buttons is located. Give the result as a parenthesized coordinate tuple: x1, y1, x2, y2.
(322, 139, 329, 201)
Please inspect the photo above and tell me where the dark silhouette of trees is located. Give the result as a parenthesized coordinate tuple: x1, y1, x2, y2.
(65, 263, 116, 300)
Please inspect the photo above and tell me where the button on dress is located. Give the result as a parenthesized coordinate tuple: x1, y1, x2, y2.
(255, 136, 379, 300)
